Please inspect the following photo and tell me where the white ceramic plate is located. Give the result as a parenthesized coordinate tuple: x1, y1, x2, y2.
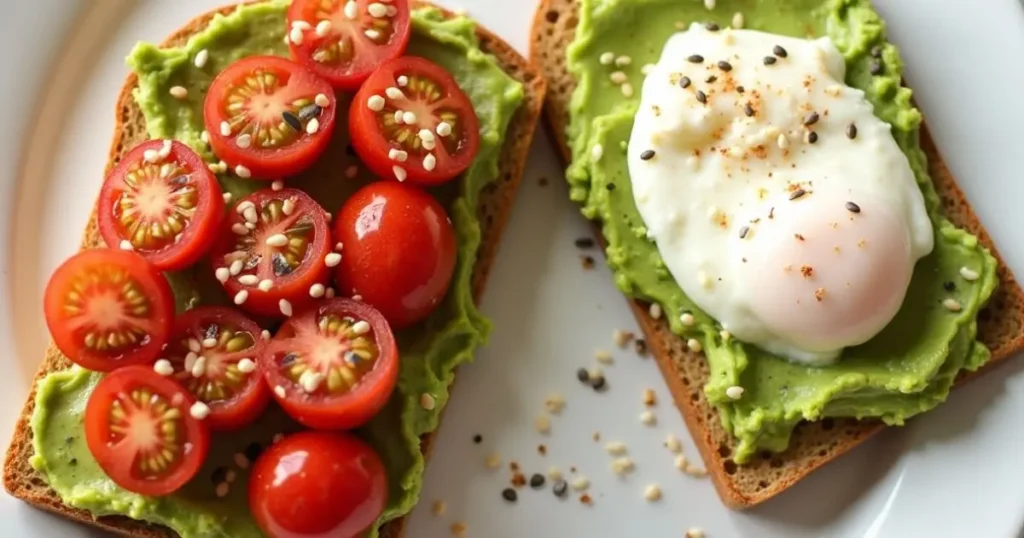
(2, 1, 1023, 536)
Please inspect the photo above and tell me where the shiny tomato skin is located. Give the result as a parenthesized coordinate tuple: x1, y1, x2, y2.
(249, 431, 387, 538)
(349, 56, 480, 186)
(287, 0, 412, 91)
(204, 56, 337, 180)
(333, 181, 456, 329)
(260, 298, 398, 430)
(43, 249, 174, 372)
(85, 366, 210, 496)
(98, 139, 224, 271)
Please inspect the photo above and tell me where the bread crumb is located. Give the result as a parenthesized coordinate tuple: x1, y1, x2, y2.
(544, 393, 566, 414)
(594, 349, 614, 364)
(535, 415, 551, 434)
(485, 453, 502, 470)
(605, 441, 627, 456)
(611, 457, 635, 475)
(686, 528, 705, 538)
(664, 434, 683, 454)
(432, 500, 447, 516)
(580, 493, 594, 506)
(640, 410, 656, 426)
(612, 329, 635, 347)
(642, 388, 657, 407)
(451, 522, 467, 537)
(572, 476, 591, 491)
(643, 484, 663, 502)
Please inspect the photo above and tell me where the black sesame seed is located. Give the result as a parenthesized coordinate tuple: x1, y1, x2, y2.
(696, 90, 707, 104)
(244, 442, 264, 462)
(846, 123, 858, 140)
(717, 60, 733, 72)
(502, 488, 518, 502)
(679, 76, 692, 89)
(870, 45, 883, 58)
(944, 281, 957, 292)
(553, 479, 569, 498)
(69, 458, 78, 466)
(281, 353, 298, 367)
(530, 474, 546, 489)
(211, 466, 228, 485)
(705, 75, 718, 83)
(473, 434, 483, 444)
(640, 149, 656, 160)
(704, 22, 720, 31)
(789, 188, 807, 201)
(807, 131, 819, 144)
(605, 183, 616, 191)
(687, 54, 704, 64)
(575, 237, 595, 249)
(743, 103, 755, 117)
(634, 338, 648, 356)
(65, 436, 75, 445)
(297, 104, 323, 122)
(845, 201, 861, 213)
(763, 56, 777, 66)
(576, 368, 591, 383)
(282, 111, 302, 131)
(736, 85, 745, 93)
(739, 226, 749, 239)
(802, 112, 819, 126)
(869, 60, 883, 76)
(773, 45, 788, 58)
(591, 375, 607, 391)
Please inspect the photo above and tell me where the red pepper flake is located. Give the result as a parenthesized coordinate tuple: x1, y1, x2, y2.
(800, 265, 814, 278)
(582, 256, 596, 270)
(794, 233, 805, 241)
(511, 472, 527, 488)
(814, 288, 826, 302)
(580, 493, 594, 506)
(510, 461, 520, 472)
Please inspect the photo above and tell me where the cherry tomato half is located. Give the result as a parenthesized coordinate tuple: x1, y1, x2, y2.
(204, 56, 337, 180)
(85, 365, 210, 496)
(260, 298, 398, 430)
(43, 249, 174, 372)
(286, 0, 412, 91)
(98, 139, 224, 271)
(349, 56, 480, 186)
(249, 431, 387, 538)
(333, 182, 456, 329)
(163, 306, 270, 431)
(210, 188, 333, 318)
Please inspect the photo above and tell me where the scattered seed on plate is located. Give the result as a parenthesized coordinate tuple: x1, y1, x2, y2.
(611, 457, 635, 476)
(544, 393, 566, 414)
(640, 410, 656, 426)
(642, 388, 657, 407)
(643, 484, 663, 502)
(590, 373, 607, 391)
(576, 367, 591, 383)
(664, 434, 682, 453)
(686, 529, 706, 538)
(571, 476, 590, 492)
(594, 349, 614, 364)
(553, 479, 569, 498)
(535, 415, 551, 434)
(634, 339, 648, 356)
(432, 500, 447, 517)
(548, 467, 563, 482)
(605, 441, 627, 456)
(530, 473, 546, 489)
(485, 453, 502, 470)
(501, 488, 517, 502)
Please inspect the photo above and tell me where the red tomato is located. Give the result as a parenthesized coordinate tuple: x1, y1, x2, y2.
(333, 182, 456, 328)
(98, 139, 224, 271)
(163, 307, 270, 431)
(84, 365, 210, 496)
(204, 56, 337, 180)
(249, 431, 387, 538)
(286, 0, 412, 91)
(209, 188, 333, 318)
(349, 56, 480, 186)
(43, 249, 174, 372)
(259, 298, 398, 430)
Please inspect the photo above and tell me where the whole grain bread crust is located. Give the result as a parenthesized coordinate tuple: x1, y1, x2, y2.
(529, 0, 1024, 509)
(1, 2, 545, 536)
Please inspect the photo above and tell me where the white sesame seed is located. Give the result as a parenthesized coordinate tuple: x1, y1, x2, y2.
(686, 529, 706, 538)
(326, 288, 337, 298)
(220, 121, 232, 136)
(345, 165, 359, 178)
(605, 441, 627, 456)
(726, 385, 744, 399)
(665, 434, 682, 453)
(960, 267, 980, 281)
(704, 0, 716, 9)
(594, 349, 613, 364)
(306, 118, 320, 135)
(544, 393, 565, 414)
(621, 83, 634, 97)
(281, 198, 295, 216)
(237, 358, 256, 373)
(262, 330, 271, 340)
(640, 410, 656, 425)
(571, 477, 590, 491)
(386, 4, 397, 16)
(368, 2, 388, 17)
(397, 75, 408, 86)
(215, 267, 230, 283)
(235, 133, 252, 149)
(643, 484, 663, 502)
(229, 259, 244, 276)
(436, 121, 452, 137)
(388, 148, 408, 161)
(266, 234, 289, 247)
(720, 330, 731, 341)
(190, 401, 211, 420)
(215, 482, 230, 498)
(535, 415, 551, 434)
(315, 20, 332, 37)
(234, 290, 249, 305)
(352, 320, 370, 335)
(385, 87, 404, 101)
(310, 95, 329, 111)
(187, 338, 201, 353)
(325, 252, 342, 267)
(279, 299, 293, 317)
(423, 153, 436, 172)
(236, 200, 254, 214)
(194, 49, 209, 68)
(420, 393, 436, 410)
(599, 52, 615, 65)
(402, 111, 417, 124)
(234, 165, 251, 178)
(118, 239, 133, 251)
(675, 454, 688, 471)
(238, 274, 258, 286)
(393, 166, 407, 182)
(169, 86, 188, 99)
(344, 0, 358, 19)
(200, 130, 210, 144)
(732, 11, 745, 28)
(614, 55, 632, 67)
(289, 27, 304, 45)
(485, 453, 502, 469)
(290, 20, 312, 31)
(364, 29, 381, 40)
(777, 133, 790, 150)
(687, 338, 703, 352)
(271, 179, 284, 191)
(548, 467, 563, 482)
(393, 110, 404, 124)
(612, 457, 635, 475)
(274, 385, 286, 398)
(591, 143, 603, 161)
(184, 352, 198, 373)
(609, 71, 627, 84)
(309, 283, 326, 298)
(191, 355, 208, 378)
(231, 223, 249, 235)
(367, 94, 386, 111)
(680, 312, 695, 326)
(234, 452, 250, 469)
(649, 303, 663, 319)
(153, 359, 174, 376)
(418, 128, 435, 144)
(943, 298, 962, 312)
(299, 370, 324, 393)
(202, 337, 218, 348)
(143, 149, 160, 163)
(258, 279, 273, 292)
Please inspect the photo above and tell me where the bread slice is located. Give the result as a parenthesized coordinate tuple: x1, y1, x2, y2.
(1, 2, 545, 536)
(530, 0, 1024, 509)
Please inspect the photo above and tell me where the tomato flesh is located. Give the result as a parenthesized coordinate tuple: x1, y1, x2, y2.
(260, 298, 398, 430)
(249, 431, 387, 538)
(349, 56, 480, 186)
(287, 0, 412, 90)
(204, 56, 337, 180)
(333, 181, 456, 328)
(85, 366, 210, 496)
(210, 188, 332, 318)
(43, 249, 174, 372)
(98, 140, 224, 271)
(163, 307, 270, 431)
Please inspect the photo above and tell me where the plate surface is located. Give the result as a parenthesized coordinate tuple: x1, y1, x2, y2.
(1, 1, 1023, 536)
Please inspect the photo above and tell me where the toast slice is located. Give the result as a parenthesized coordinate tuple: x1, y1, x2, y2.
(530, 0, 1024, 509)
(1, 2, 545, 536)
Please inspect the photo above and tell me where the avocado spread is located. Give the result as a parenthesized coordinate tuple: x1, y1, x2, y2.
(28, 1, 524, 536)
(565, 0, 996, 462)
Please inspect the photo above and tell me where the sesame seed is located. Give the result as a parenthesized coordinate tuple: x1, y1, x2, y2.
(640, 149, 656, 160)
(674, 454, 688, 471)
(620, 83, 634, 97)
(744, 103, 755, 117)
(644, 484, 663, 502)
(687, 54, 704, 63)
(717, 60, 732, 71)
(299, 370, 324, 393)
(649, 303, 663, 319)
(943, 298, 962, 312)
(806, 131, 819, 144)
(242, 206, 258, 224)
(436, 121, 452, 137)
(279, 299, 293, 317)
(289, 27, 304, 45)
(739, 225, 750, 239)
(615, 55, 632, 67)
(609, 71, 627, 84)
(846, 123, 858, 139)
(388, 148, 408, 161)
(352, 320, 370, 335)
(262, 330, 271, 340)
(306, 118, 320, 135)
(291, 20, 312, 31)
(423, 153, 436, 171)
(485, 453, 502, 469)
(153, 359, 174, 376)
(191, 355, 208, 378)
(230, 223, 248, 235)
(687, 528, 706, 538)
(190, 401, 211, 420)
(599, 52, 615, 65)
(679, 76, 691, 89)
(222, 193, 233, 205)
(344, 0, 358, 19)
(721, 330, 732, 341)
(271, 179, 284, 191)
(665, 434, 682, 453)
(726, 385, 744, 399)
(327, 289, 337, 298)
(773, 45, 788, 57)
(396, 75, 408, 87)
(234, 165, 251, 178)
(265, 234, 289, 247)
(393, 166, 407, 182)
(325, 252, 342, 267)
(680, 312, 695, 326)
(612, 457, 635, 475)
(594, 349, 613, 364)
(571, 477, 590, 491)
(238, 274, 258, 286)
(640, 410, 656, 425)
(200, 130, 210, 144)
(315, 19, 332, 37)
(845, 201, 861, 213)
(535, 415, 551, 434)
(274, 385, 286, 398)
(118, 239, 133, 251)
(420, 393, 436, 410)
(777, 133, 789, 149)
(364, 29, 381, 40)
(704, 0, 716, 9)
(704, 22, 719, 31)
(233, 290, 249, 305)
(187, 339, 201, 353)
(789, 188, 807, 201)
(687, 338, 702, 352)
(604, 441, 628, 457)
(960, 267, 980, 281)
(763, 55, 777, 65)
(236, 134, 251, 149)
(544, 393, 566, 414)
(696, 90, 707, 104)
(501, 488, 517, 502)
(237, 358, 256, 373)
(169, 86, 188, 99)
(313, 94, 331, 110)
(309, 283, 326, 298)
(803, 112, 820, 126)
(432, 500, 447, 517)
(194, 49, 209, 68)
(591, 143, 604, 161)
(732, 12, 745, 28)
(215, 267, 230, 283)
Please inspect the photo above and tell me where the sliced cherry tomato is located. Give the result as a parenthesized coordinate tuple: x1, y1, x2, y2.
(162, 306, 270, 431)
(43, 249, 174, 372)
(98, 139, 224, 271)
(349, 56, 480, 186)
(249, 431, 387, 538)
(333, 182, 456, 329)
(260, 298, 398, 430)
(210, 188, 333, 318)
(85, 365, 210, 496)
(204, 56, 337, 180)
(286, 0, 412, 91)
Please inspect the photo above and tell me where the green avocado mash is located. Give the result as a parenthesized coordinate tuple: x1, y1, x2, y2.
(565, 0, 997, 463)
(29, 2, 524, 537)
